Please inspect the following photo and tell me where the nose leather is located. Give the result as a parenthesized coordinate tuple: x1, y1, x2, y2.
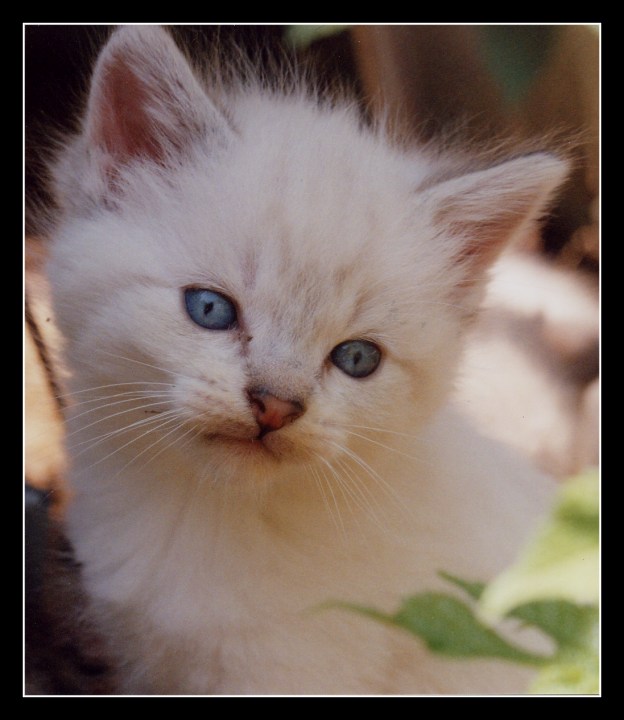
(248, 390, 304, 436)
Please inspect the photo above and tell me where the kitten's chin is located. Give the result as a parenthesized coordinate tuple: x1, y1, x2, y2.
(188, 422, 351, 487)
(205, 433, 275, 457)
(199, 430, 305, 469)
(183, 430, 310, 489)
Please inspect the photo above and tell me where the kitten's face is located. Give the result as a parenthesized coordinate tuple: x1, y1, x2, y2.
(48, 26, 567, 489)
(54, 129, 462, 486)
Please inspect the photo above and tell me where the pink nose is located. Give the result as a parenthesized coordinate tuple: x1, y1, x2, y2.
(248, 390, 304, 436)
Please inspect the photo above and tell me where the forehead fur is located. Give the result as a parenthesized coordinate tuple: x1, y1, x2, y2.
(87, 92, 448, 343)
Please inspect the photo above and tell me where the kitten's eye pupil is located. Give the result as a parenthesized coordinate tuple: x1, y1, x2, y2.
(184, 288, 237, 330)
(330, 340, 381, 378)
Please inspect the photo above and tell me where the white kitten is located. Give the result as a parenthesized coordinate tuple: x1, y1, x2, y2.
(46, 26, 569, 694)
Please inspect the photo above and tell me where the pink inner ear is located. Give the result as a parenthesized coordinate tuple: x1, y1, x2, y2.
(94, 61, 166, 166)
(453, 212, 523, 268)
(437, 207, 527, 288)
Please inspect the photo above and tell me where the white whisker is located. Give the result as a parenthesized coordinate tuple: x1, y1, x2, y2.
(67, 407, 182, 456)
(331, 455, 388, 530)
(315, 454, 354, 515)
(75, 410, 189, 469)
(304, 461, 333, 522)
(343, 429, 422, 463)
(66, 391, 173, 420)
(65, 399, 171, 440)
(56, 380, 175, 402)
(327, 439, 406, 514)
(312, 455, 346, 539)
(341, 423, 420, 440)
(114, 417, 197, 477)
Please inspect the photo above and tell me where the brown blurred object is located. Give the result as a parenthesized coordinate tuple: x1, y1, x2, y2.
(25, 487, 118, 695)
(520, 25, 599, 269)
(351, 25, 510, 142)
(350, 24, 600, 273)
(26, 240, 116, 694)
(25, 237, 68, 514)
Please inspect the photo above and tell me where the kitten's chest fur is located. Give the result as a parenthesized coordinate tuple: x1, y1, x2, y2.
(67, 407, 548, 695)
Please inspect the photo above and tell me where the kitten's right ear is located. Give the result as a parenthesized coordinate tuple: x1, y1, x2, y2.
(83, 25, 231, 191)
(420, 152, 569, 304)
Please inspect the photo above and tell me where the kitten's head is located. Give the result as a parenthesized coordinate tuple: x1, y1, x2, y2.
(47, 26, 569, 488)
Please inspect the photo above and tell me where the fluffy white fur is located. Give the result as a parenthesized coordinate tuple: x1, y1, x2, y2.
(46, 26, 570, 695)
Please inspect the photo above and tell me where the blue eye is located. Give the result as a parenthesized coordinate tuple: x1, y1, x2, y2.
(184, 288, 238, 330)
(330, 340, 381, 378)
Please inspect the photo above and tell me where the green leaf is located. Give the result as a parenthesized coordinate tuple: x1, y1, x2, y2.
(341, 594, 547, 666)
(438, 572, 486, 600)
(478, 469, 599, 621)
(475, 470, 600, 694)
(510, 600, 598, 650)
(516, 599, 599, 694)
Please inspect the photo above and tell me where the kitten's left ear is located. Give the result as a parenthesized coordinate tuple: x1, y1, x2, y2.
(424, 152, 569, 293)
(84, 26, 233, 188)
